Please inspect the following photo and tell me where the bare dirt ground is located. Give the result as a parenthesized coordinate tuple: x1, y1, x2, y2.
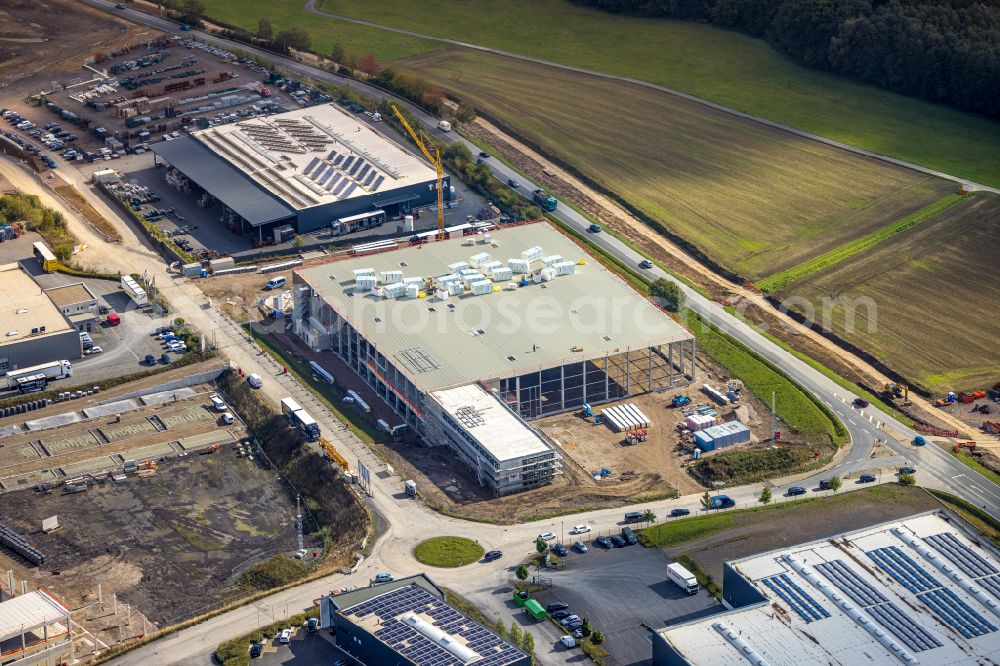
(459, 118, 964, 436)
(664, 485, 940, 584)
(0, 453, 311, 656)
(0, 0, 148, 85)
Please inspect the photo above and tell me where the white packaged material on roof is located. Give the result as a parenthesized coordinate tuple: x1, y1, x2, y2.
(405, 283, 420, 299)
(521, 246, 543, 263)
(490, 267, 513, 282)
(543, 254, 563, 266)
(553, 261, 576, 276)
(508, 258, 529, 274)
(446, 281, 464, 296)
(383, 282, 406, 299)
(469, 252, 491, 268)
(437, 273, 460, 285)
(470, 280, 493, 295)
(352, 268, 375, 278)
(541, 267, 557, 281)
(448, 261, 469, 273)
(403, 276, 424, 285)
(379, 270, 403, 284)
(482, 260, 504, 274)
(355, 276, 377, 291)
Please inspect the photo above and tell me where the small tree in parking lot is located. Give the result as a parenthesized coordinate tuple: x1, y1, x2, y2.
(898, 472, 916, 486)
(521, 631, 534, 656)
(515, 565, 529, 581)
(535, 537, 547, 554)
(509, 624, 522, 646)
(701, 491, 712, 509)
(581, 617, 592, 637)
(495, 618, 507, 639)
(827, 475, 842, 493)
(642, 509, 657, 526)
(590, 630, 605, 645)
(759, 486, 772, 505)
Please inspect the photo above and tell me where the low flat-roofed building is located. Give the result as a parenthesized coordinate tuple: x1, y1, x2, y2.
(0, 590, 73, 666)
(320, 574, 529, 666)
(427, 383, 561, 495)
(653, 510, 1000, 666)
(0, 264, 81, 373)
(44, 283, 97, 332)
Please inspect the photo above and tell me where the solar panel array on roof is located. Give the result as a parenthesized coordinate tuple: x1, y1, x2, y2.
(372, 174, 385, 191)
(924, 533, 998, 579)
(867, 546, 941, 593)
(363, 171, 377, 186)
(332, 179, 348, 196)
(358, 163, 371, 181)
(304, 156, 320, 175)
(327, 175, 342, 192)
(342, 155, 356, 171)
(815, 559, 942, 652)
(980, 574, 1000, 600)
(334, 154, 344, 166)
(762, 574, 830, 623)
(349, 158, 364, 176)
(342, 182, 358, 198)
(342, 583, 523, 666)
(917, 588, 998, 638)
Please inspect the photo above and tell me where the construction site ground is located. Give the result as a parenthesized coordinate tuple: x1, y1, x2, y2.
(0, 451, 311, 659)
(0, 379, 245, 491)
(936, 397, 1000, 440)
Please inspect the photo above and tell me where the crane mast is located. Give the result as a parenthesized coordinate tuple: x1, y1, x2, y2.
(390, 105, 445, 240)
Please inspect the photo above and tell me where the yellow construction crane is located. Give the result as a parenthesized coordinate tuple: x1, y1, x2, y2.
(390, 104, 444, 239)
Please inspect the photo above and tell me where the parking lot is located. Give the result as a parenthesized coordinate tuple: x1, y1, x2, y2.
(252, 626, 348, 665)
(531, 545, 720, 665)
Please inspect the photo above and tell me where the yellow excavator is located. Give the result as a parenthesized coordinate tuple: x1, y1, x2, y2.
(390, 104, 445, 240)
(885, 382, 910, 402)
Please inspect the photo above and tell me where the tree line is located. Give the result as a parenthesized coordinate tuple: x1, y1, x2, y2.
(570, 0, 1000, 118)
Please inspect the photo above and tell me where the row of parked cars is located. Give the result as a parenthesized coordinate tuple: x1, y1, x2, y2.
(1, 110, 76, 169)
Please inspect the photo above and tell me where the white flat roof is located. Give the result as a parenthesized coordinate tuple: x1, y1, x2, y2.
(0, 264, 72, 348)
(658, 512, 1000, 666)
(431, 384, 551, 462)
(0, 590, 70, 641)
(191, 104, 437, 211)
(297, 223, 692, 392)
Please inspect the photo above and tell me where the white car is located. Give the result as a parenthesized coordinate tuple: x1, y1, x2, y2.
(560, 635, 577, 648)
(247, 373, 263, 389)
(569, 524, 591, 535)
(538, 532, 556, 541)
(155, 330, 174, 339)
(277, 628, 292, 643)
(84, 346, 103, 355)
(168, 342, 188, 352)
(209, 394, 227, 411)
(374, 572, 394, 583)
(220, 412, 235, 424)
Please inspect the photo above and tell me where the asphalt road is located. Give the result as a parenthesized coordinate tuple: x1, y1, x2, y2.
(59, 3, 1000, 663)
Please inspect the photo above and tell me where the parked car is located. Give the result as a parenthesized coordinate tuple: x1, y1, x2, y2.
(787, 486, 807, 496)
(551, 610, 571, 621)
(84, 346, 103, 355)
(144, 354, 157, 366)
(560, 635, 577, 648)
(264, 276, 286, 290)
(209, 394, 227, 411)
(374, 572, 394, 583)
(609, 535, 627, 548)
(621, 526, 637, 545)
(566, 620, 584, 631)
(572, 540, 588, 553)
(160, 353, 171, 364)
(559, 614, 580, 627)
(898, 466, 916, 475)
(569, 524, 591, 535)
(819, 479, 833, 490)
(639, 259, 654, 269)
(551, 543, 569, 556)
(538, 532, 556, 541)
(306, 618, 319, 633)
(249, 642, 263, 658)
(278, 628, 292, 644)
(859, 474, 877, 483)
(595, 535, 613, 549)
(546, 602, 569, 613)
(483, 550, 503, 562)
(220, 412, 235, 425)
(247, 373, 263, 388)
(670, 508, 691, 517)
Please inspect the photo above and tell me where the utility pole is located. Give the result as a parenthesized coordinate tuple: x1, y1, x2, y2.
(296, 495, 304, 552)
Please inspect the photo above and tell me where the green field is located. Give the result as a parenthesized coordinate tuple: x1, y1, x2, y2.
(296, 0, 1000, 187)
(780, 194, 1000, 393)
(403, 49, 950, 280)
(413, 536, 485, 567)
(757, 193, 965, 292)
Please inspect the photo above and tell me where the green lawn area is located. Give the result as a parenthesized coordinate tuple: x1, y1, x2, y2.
(413, 536, 485, 567)
(640, 513, 735, 547)
(757, 193, 965, 292)
(297, 0, 1000, 187)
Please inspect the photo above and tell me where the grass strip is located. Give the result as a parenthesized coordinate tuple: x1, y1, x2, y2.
(640, 513, 735, 548)
(758, 194, 965, 292)
(414, 536, 485, 567)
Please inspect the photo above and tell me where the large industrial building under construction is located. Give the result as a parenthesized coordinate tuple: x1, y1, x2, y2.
(151, 104, 447, 240)
(292, 222, 695, 495)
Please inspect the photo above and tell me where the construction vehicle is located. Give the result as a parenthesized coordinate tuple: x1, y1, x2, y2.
(532, 189, 558, 211)
(671, 395, 691, 408)
(391, 105, 445, 239)
(578, 403, 594, 418)
(884, 382, 910, 402)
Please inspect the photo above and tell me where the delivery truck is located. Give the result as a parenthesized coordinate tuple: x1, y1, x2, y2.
(667, 562, 699, 595)
(5, 360, 72, 389)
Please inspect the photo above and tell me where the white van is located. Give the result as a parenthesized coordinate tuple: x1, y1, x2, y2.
(437, 120, 452, 132)
(264, 275, 286, 290)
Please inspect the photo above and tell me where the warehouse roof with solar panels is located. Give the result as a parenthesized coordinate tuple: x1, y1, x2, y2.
(653, 511, 1000, 666)
(326, 575, 529, 666)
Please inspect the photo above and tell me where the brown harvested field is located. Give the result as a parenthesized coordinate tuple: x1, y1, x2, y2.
(778, 193, 1000, 393)
(0, 0, 148, 83)
(402, 49, 953, 280)
(663, 485, 940, 584)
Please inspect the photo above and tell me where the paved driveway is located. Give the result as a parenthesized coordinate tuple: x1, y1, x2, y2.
(532, 545, 720, 665)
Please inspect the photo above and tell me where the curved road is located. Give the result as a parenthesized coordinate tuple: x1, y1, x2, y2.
(64, 2, 1000, 663)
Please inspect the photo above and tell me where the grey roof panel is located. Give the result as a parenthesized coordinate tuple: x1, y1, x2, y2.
(151, 136, 294, 226)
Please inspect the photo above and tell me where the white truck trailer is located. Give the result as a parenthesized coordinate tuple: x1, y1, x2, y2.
(5, 360, 72, 389)
(667, 562, 699, 595)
